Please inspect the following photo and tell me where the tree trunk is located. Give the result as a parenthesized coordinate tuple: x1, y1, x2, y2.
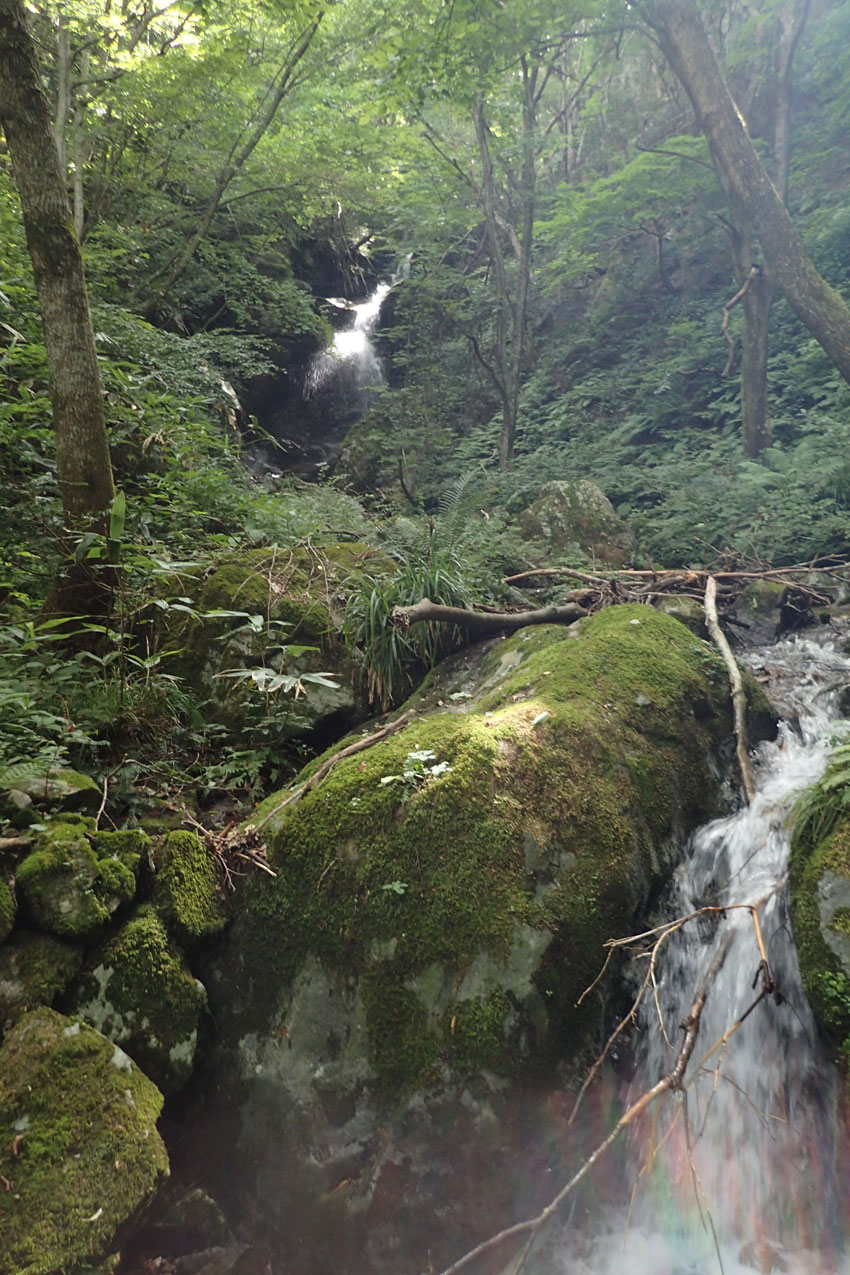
(0, 0, 115, 609)
(642, 0, 850, 385)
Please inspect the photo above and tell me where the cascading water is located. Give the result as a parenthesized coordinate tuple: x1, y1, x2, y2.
(305, 282, 391, 398)
(545, 632, 850, 1275)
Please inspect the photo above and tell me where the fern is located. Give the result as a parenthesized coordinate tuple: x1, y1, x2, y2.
(792, 737, 850, 856)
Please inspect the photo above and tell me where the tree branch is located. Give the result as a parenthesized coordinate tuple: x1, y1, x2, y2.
(391, 598, 586, 636)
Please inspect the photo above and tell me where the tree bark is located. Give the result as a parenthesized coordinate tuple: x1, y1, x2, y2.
(0, 0, 114, 531)
(642, 0, 850, 386)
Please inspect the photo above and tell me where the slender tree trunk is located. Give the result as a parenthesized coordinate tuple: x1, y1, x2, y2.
(642, 0, 850, 385)
(0, 0, 115, 610)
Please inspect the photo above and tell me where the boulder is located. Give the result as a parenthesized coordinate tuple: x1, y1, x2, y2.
(168, 546, 377, 744)
(196, 604, 772, 1274)
(0, 930, 82, 1034)
(16, 819, 136, 941)
(152, 830, 229, 945)
(790, 812, 850, 1055)
(0, 766, 100, 817)
(517, 479, 636, 567)
(0, 1007, 168, 1275)
(63, 905, 208, 1095)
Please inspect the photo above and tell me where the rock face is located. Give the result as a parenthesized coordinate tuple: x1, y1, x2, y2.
(0, 1007, 168, 1275)
(791, 813, 850, 1056)
(517, 479, 636, 567)
(198, 604, 769, 1274)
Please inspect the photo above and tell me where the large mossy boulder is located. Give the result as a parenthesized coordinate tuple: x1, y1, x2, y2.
(517, 479, 637, 567)
(63, 905, 208, 1094)
(151, 830, 229, 945)
(790, 813, 850, 1059)
(170, 545, 379, 741)
(0, 1007, 168, 1275)
(199, 604, 772, 1274)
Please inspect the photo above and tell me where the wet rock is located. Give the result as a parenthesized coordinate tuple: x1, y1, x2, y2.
(0, 878, 14, 943)
(63, 904, 208, 1094)
(516, 479, 636, 567)
(0, 1007, 168, 1275)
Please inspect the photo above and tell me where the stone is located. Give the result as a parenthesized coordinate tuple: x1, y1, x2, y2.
(0, 930, 82, 1034)
(63, 904, 208, 1094)
(0, 879, 14, 944)
(2, 767, 100, 814)
(516, 479, 636, 567)
(152, 831, 229, 945)
(0, 1007, 168, 1275)
(15, 819, 137, 941)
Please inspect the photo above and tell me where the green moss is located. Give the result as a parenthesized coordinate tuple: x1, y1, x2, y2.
(791, 814, 850, 1054)
(0, 880, 14, 944)
(92, 828, 150, 879)
(239, 605, 742, 1100)
(8, 768, 100, 814)
(152, 830, 228, 943)
(0, 931, 83, 1030)
(64, 904, 207, 1094)
(0, 1007, 168, 1275)
(16, 824, 110, 939)
(95, 858, 137, 909)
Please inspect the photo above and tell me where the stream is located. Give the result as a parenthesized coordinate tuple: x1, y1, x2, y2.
(542, 630, 850, 1275)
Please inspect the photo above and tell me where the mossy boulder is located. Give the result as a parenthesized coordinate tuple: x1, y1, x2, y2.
(0, 879, 14, 943)
(0, 766, 100, 816)
(0, 1007, 168, 1275)
(152, 830, 228, 944)
(0, 930, 82, 1033)
(16, 820, 137, 940)
(63, 905, 208, 1094)
(516, 479, 636, 567)
(169, 546, 377, 741)
(200, 604, 770, 1272)
(790, 813, 850, 1058)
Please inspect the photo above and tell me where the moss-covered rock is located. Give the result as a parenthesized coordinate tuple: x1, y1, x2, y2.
(63, 905, 208, 1094)
(152, 830, 228, 944)
(92, 828, 150, 881)
(16, 820, 138, 940)
(168, 546, 378, 741)
(790, 813, 850, 1058)
(0, 879, 14, 943)
(0, 930, 83, 1033)
(1, 766, 100, 815)
(516, 479, 636, 567)
(200, 604, 771, 1269)
(0, 1007, 168, 1275)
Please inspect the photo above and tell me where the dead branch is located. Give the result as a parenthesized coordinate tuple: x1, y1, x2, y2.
(705, 575, 756, 802)
(392, 598, 586, 635)
(435, 932, 733, 1275)
(721, 265, 761, 376)
(250, 709, 417, 833)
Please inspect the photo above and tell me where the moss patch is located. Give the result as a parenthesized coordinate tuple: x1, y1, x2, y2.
(0, 1007, 168, 1275)
(0, 880, 14, 944)
(791, 814, 850, 1056)
(63, 905, 207, 1094)
(16, 821, 140, 940)
(152, 830, 228, 943)
(232, 605, 745, 1100)
(0, 931, 83, 1033)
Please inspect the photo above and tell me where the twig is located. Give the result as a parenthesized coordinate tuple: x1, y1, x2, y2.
(250, 709, 417, 833)
(391, 598, 586, 635)
(704, 575, 755, 802)
(434, 933, 733, 1275)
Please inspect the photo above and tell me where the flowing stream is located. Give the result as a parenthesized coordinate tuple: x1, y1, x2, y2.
(545, 631, 850, 1275)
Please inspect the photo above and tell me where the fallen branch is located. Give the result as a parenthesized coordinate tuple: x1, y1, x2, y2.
(392, 598, 586, 635)
(435, 932, 734, 1275)
(704, 575, 756, 803)
(250, 709, 417, 833)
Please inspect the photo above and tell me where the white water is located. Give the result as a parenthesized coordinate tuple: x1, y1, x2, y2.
(305, 281, 391, 397)
(545, 633, 850, 1275)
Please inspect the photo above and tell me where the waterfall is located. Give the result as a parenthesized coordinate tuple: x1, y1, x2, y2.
(546, 632, 850, 1275)
(305, 281, 391, 398)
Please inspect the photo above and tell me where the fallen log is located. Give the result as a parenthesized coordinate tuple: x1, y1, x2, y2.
(391, 598, 587, 634)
